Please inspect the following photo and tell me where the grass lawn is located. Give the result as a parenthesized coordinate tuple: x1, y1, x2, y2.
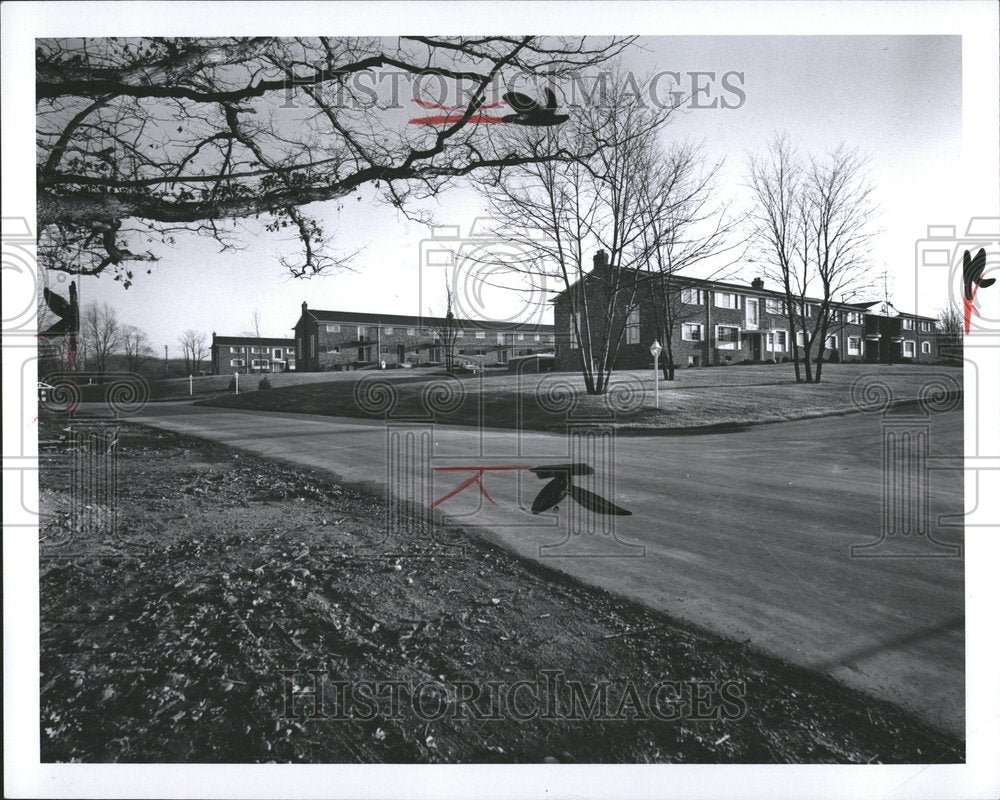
(39, 417, 962, 762)
(200, 363, 962, 433)
(76, 366, 440, 402)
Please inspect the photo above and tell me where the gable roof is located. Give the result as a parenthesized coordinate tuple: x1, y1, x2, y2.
(299, 307, 554, 333)
(213, 335, 296, 347)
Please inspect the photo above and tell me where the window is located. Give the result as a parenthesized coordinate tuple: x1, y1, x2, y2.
(681, 323, 703, 342)
(497, 332, 505, 344)
(230, 359, 244, 367)
(626, 308, 640, 344)
(846, 311, 863, 325)
(828, 310, 839, 323)
(796, 331, 806, 348)
(384, 327, 393, 335)
(920, 321, 932, 332)
(715, 292, 739, 309)
(455, 330, 463, 338)
(773, 330, 788, 352)
(826, 335, 837, 350)
(681, 288, 704, 305)
(765, 298, 784, 314)
(357, 325, 365, 339)
(326, 324, 340, 333)
(903, 340, 915, 358)
(407, 328, 415, 336)
(848, 336, 862, 355)
(921, 341, 931, 354)
(273, 348, 282, 358)
(326, 345, 340, 354)
(902, 318, 914, 330)
(475, 331, 486, 340)
(230, 346, 238, 354)
(716, 325, 739, 349)
(517, 333, 525, 341)
(381, 346, 390, 354)
(569, 313, 580, 349)
(534, 334, 541, 342)
(252, 359, 269, 369)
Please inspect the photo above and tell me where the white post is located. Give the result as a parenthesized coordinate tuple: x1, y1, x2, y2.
(189, 374, 193, 396)
(234, 371, 239, 395)
(649, 339, 663, 409)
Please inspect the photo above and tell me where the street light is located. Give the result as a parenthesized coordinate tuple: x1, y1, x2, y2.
(649, 339, 663, 409)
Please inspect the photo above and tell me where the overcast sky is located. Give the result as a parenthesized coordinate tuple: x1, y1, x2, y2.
(71, 35, 962, 352)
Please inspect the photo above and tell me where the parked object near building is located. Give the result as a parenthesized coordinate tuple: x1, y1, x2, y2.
(552, 264, 939, 371)
(210, 333, 297, 374)
(507, 353, 556, 374)
(293, 304, 555, 372)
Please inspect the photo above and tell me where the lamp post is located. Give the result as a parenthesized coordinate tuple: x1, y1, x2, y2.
(234, 371, 239, 395)
(649, 339, 663, 409)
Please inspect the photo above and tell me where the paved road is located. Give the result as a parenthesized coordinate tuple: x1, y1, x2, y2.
(83, 401, 964, 735)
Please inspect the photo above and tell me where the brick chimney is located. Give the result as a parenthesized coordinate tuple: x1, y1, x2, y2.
(751, 277, 764, 290)
(301, 301, 308, 313)
(593, 250, 609, 270)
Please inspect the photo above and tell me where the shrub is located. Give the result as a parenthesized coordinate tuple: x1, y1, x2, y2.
(258, 376, 272, 391)
(227, 377, 237, 392)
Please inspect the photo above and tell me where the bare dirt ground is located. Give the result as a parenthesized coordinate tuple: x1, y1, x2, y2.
(39, 417, 963, 763)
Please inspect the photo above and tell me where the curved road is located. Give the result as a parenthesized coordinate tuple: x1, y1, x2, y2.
(83, 401, 964, 736)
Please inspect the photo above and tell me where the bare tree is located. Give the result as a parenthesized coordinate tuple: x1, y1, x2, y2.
(243, 309, 265, 374)
(120, 324, 153, 372)
(472, 69, 675, 394)
(747, 136, 876, 383)
(936, 305, 962, 364)
(430, 278, 461, 372)
(36, 36, 633, 284)
(178, 329, 208, 375)
(638, 142, 745, 380)
(80, 302, 122, 374)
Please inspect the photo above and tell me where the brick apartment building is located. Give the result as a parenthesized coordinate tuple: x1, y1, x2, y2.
(552, 252, 939, 371)
(293, 304, 556, 372)
(211, 334, 297, 374)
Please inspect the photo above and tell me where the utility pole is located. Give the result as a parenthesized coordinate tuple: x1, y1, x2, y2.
(164, 345, 168, 366)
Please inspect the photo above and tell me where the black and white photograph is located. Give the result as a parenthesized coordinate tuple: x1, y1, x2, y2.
(3, 2, 999, 799)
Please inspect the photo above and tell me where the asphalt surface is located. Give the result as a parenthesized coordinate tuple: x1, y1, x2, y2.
(78, 400, 965, 736)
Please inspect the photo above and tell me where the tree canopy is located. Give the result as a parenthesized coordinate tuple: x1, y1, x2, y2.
(37, 36, 633, 283)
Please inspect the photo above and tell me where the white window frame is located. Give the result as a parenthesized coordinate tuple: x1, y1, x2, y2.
(626, 308, 640, 344)
(569, 312, 580, 350)
(715, 324, 740, 349)
(325, 324, 340, 333)
(475, 331, 486, 340)
(407, 328, 415, 336)
(230, 359, 244, 367)
(902, 318, 915, 331)
(455, 329, 463, 338)
(846, 311, 863, 325)
(903, 340, 916, 358)
(384, 327, 393, 335)
(848, 337, 862, 356)
(357, 325, 365, 339)
(534, 334, 541, 342)
(715, 292, 739, 310)
(517, 333, 524, 341)
(796, 330, 806, 348)
(229, 346, 238, 354)
(681, 288, 704, 305)
(765, 297, 784, 314)
(921, 341, 931, 354)
(681, 323, 703, 342)
(326, 345, 340, 354)
(825, 334, 838, 350)
(497, 332, 505, 345)
(773, 330, 788, 352)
